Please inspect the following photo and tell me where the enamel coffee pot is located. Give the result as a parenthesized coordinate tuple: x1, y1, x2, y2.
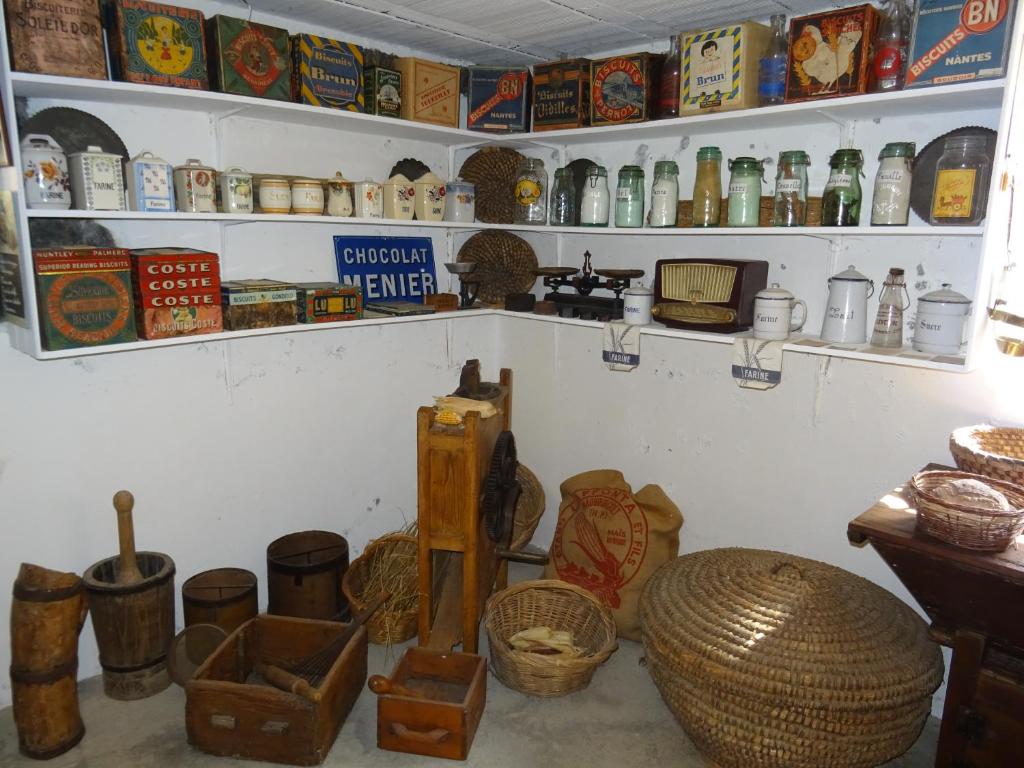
(821, 265, 875, 344)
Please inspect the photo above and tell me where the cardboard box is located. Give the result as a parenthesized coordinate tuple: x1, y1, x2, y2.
(221, 279, 297, 330)
(130, 247, 222, 339)
(4, 0, 107, 79)
(33, 247, 137, 350)
(679, 22, 771, 114)
(295, 282, 362, 323)
(365, 66, 402, 118)
(785, 4, 880, 103)
(394, 57, 460, 127)
(590, 53, 661, 125)
(291, 34, 364, 111)
(206, 15, 291, 100)
(532, 59, 590, 131)
(907, 0, 1016, 87)
(467, 67, 531, 132)
(109, 0, 209, 90)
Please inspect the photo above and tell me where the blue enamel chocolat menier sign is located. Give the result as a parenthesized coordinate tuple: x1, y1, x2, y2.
(334, 236, 437, 302)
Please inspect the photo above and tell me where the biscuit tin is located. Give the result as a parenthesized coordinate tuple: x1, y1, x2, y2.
(532, 58, 590, 131)
(590, 53, 660, 125)
(130, 247, 222, 338)
(364, 66, 402, 118)
(679, 22, 771, 114)
(291, 34, 364, 111)
(785, 4, 880, 102)
(110, 0, 209, 90)
(221, 278, 297, 330)
(206, 15, 290, 100)
(907, 0, 1016, 87)
(4, 0, 107, 79)
(394, 57, 460, 127)
(467, 67, 531, 132)
(295, 282, 362, 323)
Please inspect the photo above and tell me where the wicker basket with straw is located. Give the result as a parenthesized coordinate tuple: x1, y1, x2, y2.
(484, 579, 617, 697)
(909, 469, 1024, 552)
(342, 533, 418, 645)
(509, 465, 544, 552)
(950, 424, 1024, 486)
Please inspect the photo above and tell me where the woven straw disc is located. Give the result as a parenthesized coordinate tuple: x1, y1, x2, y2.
(457, 231, 538, 305)
(640, 548, 943, 768)
(510, 464, 545, 551)
(458, 147, 525, 224)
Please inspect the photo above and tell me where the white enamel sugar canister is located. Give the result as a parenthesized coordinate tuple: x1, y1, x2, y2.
(126, 151, 175, 213)
(913, 284, 972, 354)
(69, 145, 126, 211)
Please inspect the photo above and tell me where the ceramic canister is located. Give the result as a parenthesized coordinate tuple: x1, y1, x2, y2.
(219, 167, 253, 214)
(353, 179, 383, 219)
(445, 178, 475, 223)
(259, 178, 291, 214)
(291, 179, 325, 215)
(20, 134, 71, 210)
(821, 265, 875, 344)
(327, 173, 353, 217)
(414, 172, 446, 221)
(69, 145, 126, 211)
(913, 284, 972, 354)
(623, 285, 653, 326)
(753, 283, 808, 341)
(173, 159, 216, 213)
(383, 173, 415, 220)
(126, 151, 175, 213)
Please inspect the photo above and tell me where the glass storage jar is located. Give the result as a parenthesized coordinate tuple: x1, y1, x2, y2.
(549, 167, 576, 226)
(930, 134, 991, 226)
(513, 157, 547, 224)
(692, 146, 722, 228)
(773, 150, 809, 227)
(727, 157, 764, 227)
(871, 142, 914, 226)
(649, 160, 679, 227)
(615, 165, 645, 228)
(821, 148, 865, 226)
(580, 165, 610, 226)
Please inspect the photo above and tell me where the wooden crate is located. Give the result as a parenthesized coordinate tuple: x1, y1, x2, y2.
(187, 615, 368, 766)
(394, 57, 460, 127)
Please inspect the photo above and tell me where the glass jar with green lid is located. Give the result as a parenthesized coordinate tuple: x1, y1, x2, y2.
(727, 157, 764, 227)
(692, 146, 722, 227)
(773, 150, 810, 227)
(650, 160, 679, 227)
(822, 148, 865, 226)
(871, 142, 915, 226)
(615, 165, 645, 228)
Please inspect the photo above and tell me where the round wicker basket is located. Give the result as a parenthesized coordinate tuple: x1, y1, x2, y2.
(909, 469, 1024, 552)
(484, 579, 617, 697)
(950, 424, 1024, 486)
(457, 147, 525, 224)
(341, 534, 418, 645)
(509, 465, 545, 552)
(640, 548, 943, 768)
(456, 230, 538, 305)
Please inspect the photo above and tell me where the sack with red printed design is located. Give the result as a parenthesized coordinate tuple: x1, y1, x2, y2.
(543, 469, 683, 640)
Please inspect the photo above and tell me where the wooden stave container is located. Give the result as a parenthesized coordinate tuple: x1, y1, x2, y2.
(10, 563, 88, 759)
(83, 551, 176, 701)
(266, 530, 350, 621)
(182, 567, 258, 634)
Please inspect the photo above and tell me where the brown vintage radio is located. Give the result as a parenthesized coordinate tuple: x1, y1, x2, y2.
(651, 258, 768, 332)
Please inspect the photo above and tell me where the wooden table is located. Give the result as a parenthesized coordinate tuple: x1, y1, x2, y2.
(848, 467, 1024, 768)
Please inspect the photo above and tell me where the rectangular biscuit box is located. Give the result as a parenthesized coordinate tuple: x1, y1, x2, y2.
(221, 278, 297, 330)
(394, 56, 460, 127)
(906, 0, 1016, 87)
(467, 67, 531, 132)
(532, 58, 590, 131)
(130, 247, 222, 339)
(291, 34, 364, 111)
(206, 15, 291, 100)
(109, 0, 209, 90)
(295, 282, 362, 323)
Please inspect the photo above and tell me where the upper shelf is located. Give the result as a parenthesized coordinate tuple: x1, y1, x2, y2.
(12, 72, 1007, 149)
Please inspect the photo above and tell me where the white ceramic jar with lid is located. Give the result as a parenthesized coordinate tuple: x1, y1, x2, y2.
(126, 151, 175, 212)
(69, 145, 126, 211)
(173, 159, 216, 213)
(383, 173, 414, 219)
(753, 283, 807, 341)
(821, 265, 875, 344)
(327, 173, 353, 217)
(219, 167, 253, 214)
(913, 284, 972, 354)
(20, 134, 71, 210)
(414, 172, 446, 221)
(291, 179, 324, 215)
(445, 178, 475, 223)
(353, 179, 383, 218)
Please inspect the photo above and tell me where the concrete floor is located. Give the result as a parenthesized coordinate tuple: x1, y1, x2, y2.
(0, 636, 939, 768)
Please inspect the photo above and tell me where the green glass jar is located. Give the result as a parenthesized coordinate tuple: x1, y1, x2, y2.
(615, 165, 645, 228)
(727, 157, 764, 227)
(693, 146, 722, 227)
(822, 148, 865, 226)
(773, 150, 810, 227)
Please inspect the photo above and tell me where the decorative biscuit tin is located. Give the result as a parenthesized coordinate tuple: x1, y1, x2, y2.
(532, 59, 591, 131)
(69, 146, 127, 211)
(221, 279, 297, 330)
(291, 34, 364, 111)
(295, 282, 362, 323)
(364, 67, 402, 118)
(679, 22, 771, 114)
(173, 159, 216, 213)
(907, 0, 1016, 87)
(394, 57, 460, 127)
(5, 0, 107, 79)
(467, 67, 531, 133)
(785, 4, 880, 102)
(590, 53, 660, 125)
(206, 15, 290, 100)
(126, 151, 175, 213)
(130, 247, 222, 338)
(110, 0, 209, 90)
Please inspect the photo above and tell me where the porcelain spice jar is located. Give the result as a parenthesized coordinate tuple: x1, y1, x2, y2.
(69, 145, 126, 211)
(291, 179, 324, 215)
(445, 178, 475, 223)
(821, 265, 875, 344)
(383, 173, 415, 220)
(414, 172, 446, 221)
(327, 173, 353, 217)
(259, 178, 291, 214)
(354, 179, 383, 219)
(219, 167, 253, 214)
(753, 283, 807, 341)
(913, 283, 972, 354)
(20, 134, 71, 210)
(126, 151, 175, 212)
(174, 159, 216, 213)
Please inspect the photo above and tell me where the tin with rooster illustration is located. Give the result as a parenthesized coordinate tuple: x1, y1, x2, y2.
(784, 4, 880, 103)
(110, 0, 209, 90)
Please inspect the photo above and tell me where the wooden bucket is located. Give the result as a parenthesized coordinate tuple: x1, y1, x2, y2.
(267, 530, 349, 621)
(83, 551, 175, 700)
(10, 563, 88, 759)
(182, 567, 258, 634)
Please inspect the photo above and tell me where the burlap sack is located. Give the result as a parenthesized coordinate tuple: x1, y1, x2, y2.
(543, 470, 683, 640)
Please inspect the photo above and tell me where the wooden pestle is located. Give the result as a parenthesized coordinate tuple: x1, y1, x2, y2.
(256, 662, 321, 703)
(368, 675, 424, 699)
(113, 490, 143, 586)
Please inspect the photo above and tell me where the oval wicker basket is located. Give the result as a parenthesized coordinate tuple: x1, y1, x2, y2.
(640, 548, 944, 768)
(341, 534, 418, 645)
(509, 465, 544, 552)
(484, 579, 617, 697)
(950, 424, 1024, 486)
(909, 469, 1024, 552)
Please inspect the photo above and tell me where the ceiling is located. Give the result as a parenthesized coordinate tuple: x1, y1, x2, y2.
(244, 0, 845, 64)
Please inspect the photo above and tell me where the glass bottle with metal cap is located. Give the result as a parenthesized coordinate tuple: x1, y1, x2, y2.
(727, 157, 764, 227)
(692, 146, 722, 228)
(871, 267, 911, 347)
(773, 150, 809, 227)
(615, 165, 645, 228)
(580, 165, 610, 226)
(822, 148, 865, 226)
(649, 160, 679, 227)
(871, 142, 915, 226)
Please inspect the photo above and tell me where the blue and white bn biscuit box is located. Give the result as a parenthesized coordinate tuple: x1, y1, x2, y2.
(907, 0, 1017, 87)
(126, 151, 176, 213)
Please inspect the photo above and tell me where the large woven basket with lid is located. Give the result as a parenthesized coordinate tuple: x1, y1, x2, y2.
(639, 548, 943, 768)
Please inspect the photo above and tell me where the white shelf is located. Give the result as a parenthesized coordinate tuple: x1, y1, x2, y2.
(24, 210, 985, 238)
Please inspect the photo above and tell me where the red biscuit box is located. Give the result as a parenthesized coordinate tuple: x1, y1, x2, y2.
(130, 247, 222, 339)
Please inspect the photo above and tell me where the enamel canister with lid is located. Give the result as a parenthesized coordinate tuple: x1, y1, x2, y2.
(354, 179, 383, 219)
(20, 134, 71, 210)
(259, 178, 291, 214)
(445, 178, 475, 223)
(327, 173, 353, 217)
(623, 285, 653, 325)
(291, 179, 324, 215)
(173, 159, 216, 213)
(219, 167, 253, 214)
(126, 151, 175, 213)
(414, 172, 446, 221)
(69, 146, 126, 211)
(753, 283, 807, 341)
(821, 265, 875, 344)
(383, 173, 414, 220)
(913, 283, 972, 354)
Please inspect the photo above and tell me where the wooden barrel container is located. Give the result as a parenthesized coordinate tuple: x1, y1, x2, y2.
(267, 530, 349, 620)
(83, 551, 175, 701)
(182, 568, 258, 634)
(10, 563, 88, 759)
